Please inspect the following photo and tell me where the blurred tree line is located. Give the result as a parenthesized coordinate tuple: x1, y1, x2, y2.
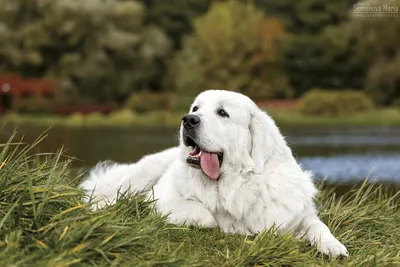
(170, 1, 293, 100)
(0, 0, 399, 105)
(0, 0, 171, 103)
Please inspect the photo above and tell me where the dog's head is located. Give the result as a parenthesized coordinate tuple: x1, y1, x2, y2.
(179, 90, 290, 180)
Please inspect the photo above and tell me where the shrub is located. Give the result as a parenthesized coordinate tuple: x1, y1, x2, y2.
(84, 112, 107, 126)
(16, 97, 54, 114)
(133, 111, 168, 126)
(53, 104, 115, 115)
(394, 98, 400, 109)
(65, 113, 85, 127)
(299, 89, 374, 116)
(364, 59, 400, 105)
(108, 109, 136, 125)
(125, 92, 171, 113)
(169, 94, 193, 112)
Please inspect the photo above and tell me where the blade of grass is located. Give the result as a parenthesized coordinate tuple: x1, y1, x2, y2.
(0, 197, 22, 231)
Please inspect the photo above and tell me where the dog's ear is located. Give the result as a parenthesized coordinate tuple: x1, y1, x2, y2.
(249, 105, 282, 174)
(249, 107, 268, 174)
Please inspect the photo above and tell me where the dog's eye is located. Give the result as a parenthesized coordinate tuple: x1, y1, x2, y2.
(192, 106, 198, 112)
(217, 109, 229, 118)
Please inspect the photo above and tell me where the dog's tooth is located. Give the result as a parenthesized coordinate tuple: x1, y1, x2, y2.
(198, 151, 202, 156)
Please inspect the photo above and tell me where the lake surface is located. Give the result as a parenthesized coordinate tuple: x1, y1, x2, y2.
(1, 125, 399, 183)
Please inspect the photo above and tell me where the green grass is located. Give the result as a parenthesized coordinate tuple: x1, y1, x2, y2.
(0, 110, 185, 129)
(1, 107, 399, 129)
(0, 133, 400, 266)
(268, 108, 400, 128)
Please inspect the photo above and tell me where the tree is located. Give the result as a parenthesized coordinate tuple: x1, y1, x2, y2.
(254, 0, 357, 34)
(350, 0, 400, 105)
(249, 0, 369, 97)
(136, 0, 209, 49)
(171, 1, 292, 100)
(0, 0, 172, 103)
(281, 24, 370, 96)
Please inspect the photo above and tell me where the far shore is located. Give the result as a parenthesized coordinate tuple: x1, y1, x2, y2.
(0, 107, 399, 129)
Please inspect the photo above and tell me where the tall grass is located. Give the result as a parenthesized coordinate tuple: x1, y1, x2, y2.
(0, 133, 399, 266)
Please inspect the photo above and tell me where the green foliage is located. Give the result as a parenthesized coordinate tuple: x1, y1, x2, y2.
(299, 89, 374, 116)
(350, 0, 400, 105)
(1, 107, 399, 129)
(107, 109, 136, 125)
(0, 134, 400, 265)
(254, 0, 357, 34)
(131, 110, 169, 126)
(168, 37, 205, 99)
(0, 0, 172, 103)
(171, 1, 293, 100)
(169, 93, 194, 113)
(394, 98, 400, 109)
(268, 107, 400, 127)
(137, 0, 209, 48)
(125, 91, 171, 113)
(252, 0, 370, 97)
(66, 111, 137, 127)
(281, 24, 370, 96)
(271, 0, 399, 103)
(65, 113, 85, 127)
(15, 97, 54, 114)
(84, 112, 107, 127)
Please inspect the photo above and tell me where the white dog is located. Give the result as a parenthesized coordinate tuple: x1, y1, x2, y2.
(80, 90, 348, 257)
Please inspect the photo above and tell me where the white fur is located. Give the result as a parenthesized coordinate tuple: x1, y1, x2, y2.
(80, 90, 348, 257)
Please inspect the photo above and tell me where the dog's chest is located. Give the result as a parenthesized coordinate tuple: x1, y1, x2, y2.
(191, 174, 296, 234)
(191, 174, 257, 218)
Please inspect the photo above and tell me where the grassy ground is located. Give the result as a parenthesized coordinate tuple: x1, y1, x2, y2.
(268, 108, 400, 128)
(1, 107, 399, 129)
(0, 134, 400, 266)
(0, 110, 184, 128)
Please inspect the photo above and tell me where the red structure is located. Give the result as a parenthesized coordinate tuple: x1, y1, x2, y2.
(0, 74, 57, 112)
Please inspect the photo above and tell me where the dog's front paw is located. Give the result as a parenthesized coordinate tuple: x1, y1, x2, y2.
(318, 237, 348, 257)
(168, 209, 217, 228)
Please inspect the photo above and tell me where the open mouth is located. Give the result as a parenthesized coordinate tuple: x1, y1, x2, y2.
(185, 136, 223, 180)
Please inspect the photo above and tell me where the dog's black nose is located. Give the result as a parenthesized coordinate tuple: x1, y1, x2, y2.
(182, 114, 200, 129)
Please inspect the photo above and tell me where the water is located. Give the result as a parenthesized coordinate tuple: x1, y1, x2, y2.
(0, 125, 399, 183)
(287, 127, 400, 182)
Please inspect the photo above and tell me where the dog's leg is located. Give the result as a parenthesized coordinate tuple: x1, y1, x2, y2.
(297, 215, 348, 257)
(152, 161, 218, 228)
(155, 198, 217, 228)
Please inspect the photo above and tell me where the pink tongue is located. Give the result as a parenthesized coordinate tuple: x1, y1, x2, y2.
(200, 151, 220, 180)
